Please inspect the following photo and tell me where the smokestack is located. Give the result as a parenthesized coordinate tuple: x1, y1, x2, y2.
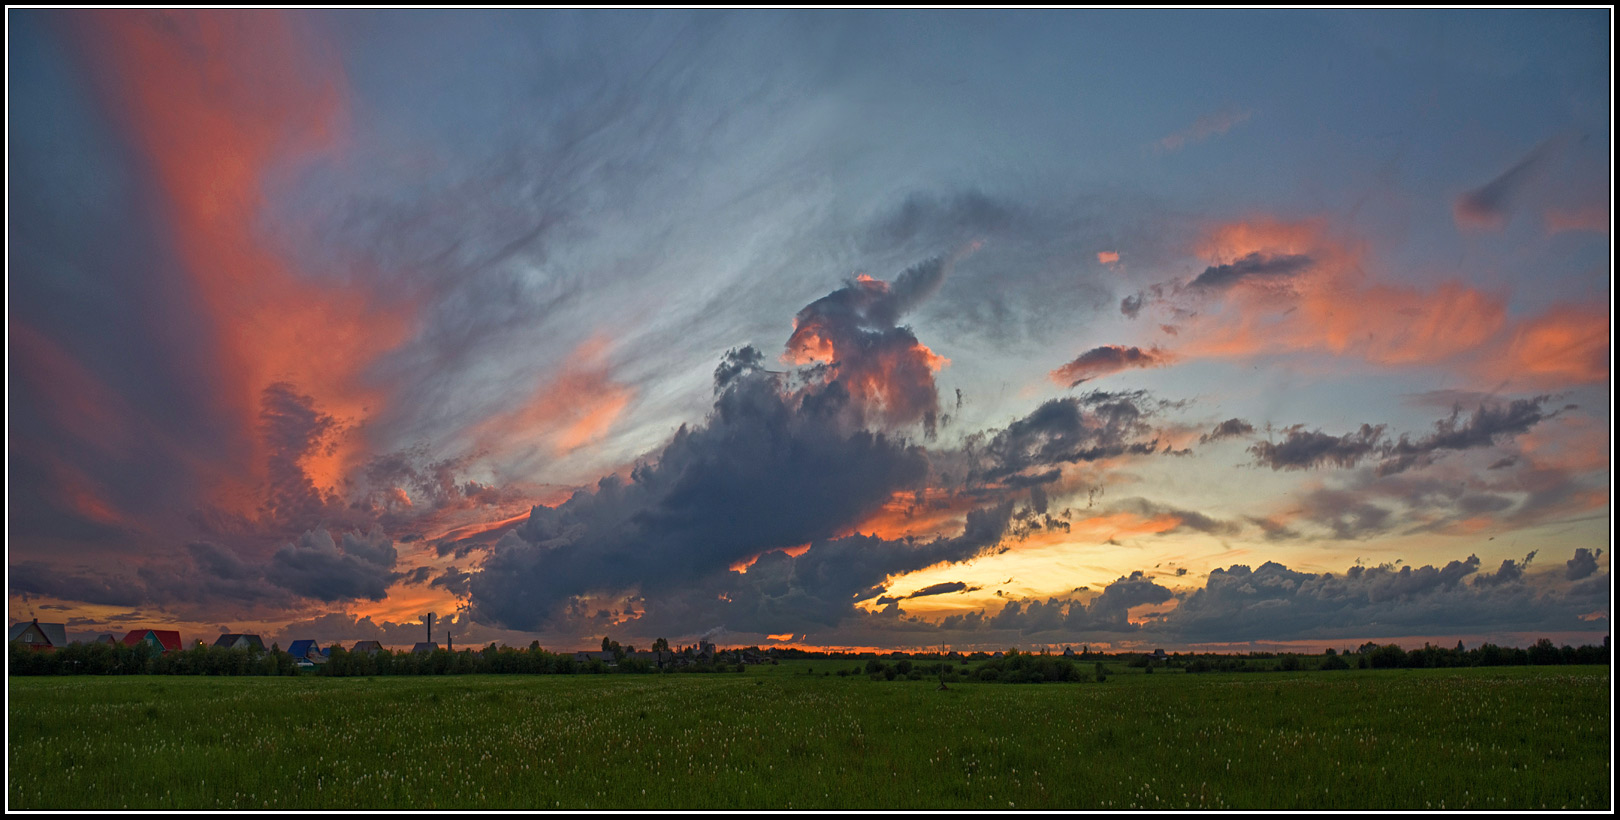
(426, 612, 435, 644)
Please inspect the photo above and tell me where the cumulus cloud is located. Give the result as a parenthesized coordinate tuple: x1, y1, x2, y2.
(468, 324, 937, 630)
(923, 548, 1605, 645)
(784, 257, 951, 429)
(1565, 548, 1600, 581)
(1050, 345, 1174, 387)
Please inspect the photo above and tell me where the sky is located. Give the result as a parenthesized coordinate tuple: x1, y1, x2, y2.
(6, 9, 1611, 653)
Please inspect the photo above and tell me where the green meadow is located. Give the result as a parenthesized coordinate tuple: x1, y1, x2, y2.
(8, 664, 1609, 811)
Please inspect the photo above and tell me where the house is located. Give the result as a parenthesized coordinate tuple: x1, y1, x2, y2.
(1151, 648, 1169, 661)
(1062, 646, 1077, 658)
(212, 633, 266, 652)
(573, 650, 616, 666)
(411, 642, 439, 655)
(9, 620, 68, 650)
(122, 629, 183, 653)
(286, 640, 324, 662)
(92, 633, 118, 645)
(351, 641, 384, 655)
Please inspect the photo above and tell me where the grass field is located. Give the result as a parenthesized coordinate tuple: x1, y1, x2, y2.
(7, 664, 1610, 810)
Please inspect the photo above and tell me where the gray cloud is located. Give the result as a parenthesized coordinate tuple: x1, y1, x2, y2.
(1188, 252, 1313, 292)
(966, 391, 1165, 486)
(1565, 548, 1600, 581)
(468, 343, 933, 631)
(1201, 418, 1255, 443)
(1051, 345, 1173, 387)
(1454, 137, 1561, 230)
(1250, 424, 1387, 471)
(1250, 397, 1556, 474)
(265, 527, 400, 603)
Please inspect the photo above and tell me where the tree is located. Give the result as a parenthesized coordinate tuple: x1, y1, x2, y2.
(652, 637, 670, 653)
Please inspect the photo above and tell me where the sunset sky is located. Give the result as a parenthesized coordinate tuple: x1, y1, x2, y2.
(8, 10, 1610, 652)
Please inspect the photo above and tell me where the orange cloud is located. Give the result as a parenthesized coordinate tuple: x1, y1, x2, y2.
(843, 489, 983, 541)
(1097, 250, 1120, 265)
(68, 11, 415, 504)
(1170, 217, 1511, 370)
(1545, 204, 1610, 235)
(1485, 304, 1609, 388)
(474, 336, 635, 456)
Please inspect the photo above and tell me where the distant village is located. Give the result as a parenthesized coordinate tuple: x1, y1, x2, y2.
(6, 616, 772, 670)
(10, 616, 1608, 676)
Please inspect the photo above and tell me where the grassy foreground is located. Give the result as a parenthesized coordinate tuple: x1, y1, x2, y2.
(8, 665, 1609, 810)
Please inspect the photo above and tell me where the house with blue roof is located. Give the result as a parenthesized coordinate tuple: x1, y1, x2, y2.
(286, 639, 325, 666)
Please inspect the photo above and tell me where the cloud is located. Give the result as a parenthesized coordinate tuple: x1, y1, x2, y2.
(1453, 138, 1559, 231)
(1543, 203, 1609, 235)
(1473, 552, 1536, 587)
(784, 258, 952, 430)
(1156, 106, 1252, 153)
(1565, 548, 1600, 581)
(1250, 424, 1387, 471)
(468, 333, 936, 630)
(965, 391, 1165, 486)
(430, 566, 473, 598)
(1097, 251, 1120, 265)
(9, 562, 145, 608)
(1187, 252, 1313, 293)
(1050, 345, 1174, 387)
(918, 549, 1606, 645)
(265, 527, 400, 603)
(1250, 397, 1556, 474)
(1200, 418, 1255, 443)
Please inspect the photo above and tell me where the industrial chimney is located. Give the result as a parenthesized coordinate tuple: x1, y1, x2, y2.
(426, 612, 435, 644)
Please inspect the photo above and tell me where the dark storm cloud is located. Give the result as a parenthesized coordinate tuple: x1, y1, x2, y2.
(1050, 345, 1173, 387)
(265, 527, 401, 603)
(9, 562, 145, 608)
(401, 566, 434, 585)
(258, 382, 343, 528)
(1187, 252, 1313, 292)
(1200, 418, 1255, 443)
(467, 352, 932, 631)
(1565, 548, 1600, 581)
(430, 566, 473, 598)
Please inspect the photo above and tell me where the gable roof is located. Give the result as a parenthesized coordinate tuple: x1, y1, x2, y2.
(9, 621, 68, 647)
(411, 642, 439, 654)
(213, 634, 266, 651)
(287, 639, 320, 659)
(351, 640, 383, 654)
(122, 629, 182, 651)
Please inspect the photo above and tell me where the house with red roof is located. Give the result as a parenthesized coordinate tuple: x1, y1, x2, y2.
(122, 628, 183, 653)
